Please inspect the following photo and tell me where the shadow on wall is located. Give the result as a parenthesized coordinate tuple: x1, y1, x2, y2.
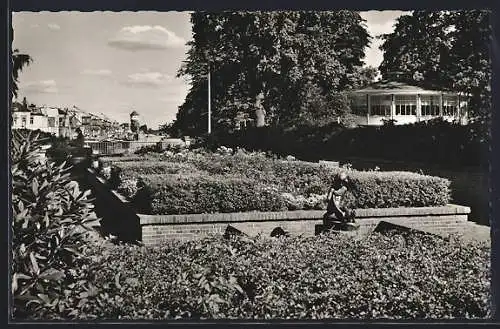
(81, 169, 142, 243)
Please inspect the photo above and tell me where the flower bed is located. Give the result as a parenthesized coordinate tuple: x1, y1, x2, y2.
(102, 149, 452, 215)
(58, 232, 490, 320)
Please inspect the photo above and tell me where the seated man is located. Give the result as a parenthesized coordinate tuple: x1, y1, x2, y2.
(323, 171, 357, 228)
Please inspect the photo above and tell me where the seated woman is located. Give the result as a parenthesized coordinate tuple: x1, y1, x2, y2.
(323, 171, 357, 228)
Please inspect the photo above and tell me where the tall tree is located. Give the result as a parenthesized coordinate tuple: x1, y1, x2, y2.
(173, 11, 371, 135)
(379, 11, 453, 88)
(378, 10, 491, 126)
(446, 10, 491, 128)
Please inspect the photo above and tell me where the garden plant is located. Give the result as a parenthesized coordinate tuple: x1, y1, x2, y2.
(98, 147, 452, 215)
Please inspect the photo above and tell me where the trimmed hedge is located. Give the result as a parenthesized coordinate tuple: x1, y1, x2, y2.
(138, 174, 287, 215)
(57, 232, 490, 320)
(204, 120, 489, 168)
(123, 169, 450, 215)
(343, 171, 452, 208)
(111, 150, 451, 214)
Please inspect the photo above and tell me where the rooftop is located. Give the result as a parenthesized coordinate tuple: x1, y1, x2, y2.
(350, 80, 454, 95)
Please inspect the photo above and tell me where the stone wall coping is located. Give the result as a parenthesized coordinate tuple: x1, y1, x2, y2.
(139, 204, 470, 225)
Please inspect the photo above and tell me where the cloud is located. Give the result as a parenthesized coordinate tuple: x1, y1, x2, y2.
(108, 25, 186, 50)
(47, 23, 61, 30)
(21, 80, 58, 94)
(81, 69, 113, 76)
(124, 72, 172, 87)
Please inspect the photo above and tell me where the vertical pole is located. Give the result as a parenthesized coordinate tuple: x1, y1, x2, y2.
(390, 94, 395, 121)
(439, 93, 443, 117)
(416, 94, 421, 122)
(366, 94, 370, 125)
(208, 62, 212, 135)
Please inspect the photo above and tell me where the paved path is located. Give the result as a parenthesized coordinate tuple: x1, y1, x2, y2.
(460, 222, 491, 244)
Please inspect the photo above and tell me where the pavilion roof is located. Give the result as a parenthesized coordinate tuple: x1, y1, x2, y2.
(349, 80, 453, 95)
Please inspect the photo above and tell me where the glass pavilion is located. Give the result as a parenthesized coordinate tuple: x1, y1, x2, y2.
(348, 80, 469, 126)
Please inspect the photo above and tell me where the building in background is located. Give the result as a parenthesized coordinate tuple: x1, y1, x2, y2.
(12, 107, 50, 134)
(12, 103, 125, 140)
(39, 106, 60, 136)
(348, 80, 469, 126)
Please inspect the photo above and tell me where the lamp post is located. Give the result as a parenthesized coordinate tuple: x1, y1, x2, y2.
(207, 62, 212, 134)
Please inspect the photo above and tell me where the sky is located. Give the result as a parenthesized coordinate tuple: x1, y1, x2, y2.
(12, 10, 409, 129)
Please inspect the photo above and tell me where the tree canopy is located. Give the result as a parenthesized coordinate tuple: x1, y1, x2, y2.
(172, 11, 373, 136)
(379, 10, 491, 129)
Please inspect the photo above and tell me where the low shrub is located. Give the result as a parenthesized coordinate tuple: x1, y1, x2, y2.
(64, 232, 490, 320)
(204, 120, 489, 168)
(135, 174, 287, 215)
(281, 192, 327, 210)
(343, 171, 451, 209)
(99, 155, 152, 163)
(134, 144, 159, 155)
(112, 161, 196, 180)
(108, 150, 451, 214)
(116, 178, 140, 199)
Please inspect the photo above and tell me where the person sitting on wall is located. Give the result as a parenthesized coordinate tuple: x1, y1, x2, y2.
(323, 171, 357, 229)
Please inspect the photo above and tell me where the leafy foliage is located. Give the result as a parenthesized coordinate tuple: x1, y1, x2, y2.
(379, 10, 491, 137)
(108, 149, 451, 215)
(132, 174, 286, 215)
(173, 11, 372, 135)
(63, 233, 490, 319)
(204, 118, 488, 168)
(11, 130, 99, 319)
(11, 50, 32, 100)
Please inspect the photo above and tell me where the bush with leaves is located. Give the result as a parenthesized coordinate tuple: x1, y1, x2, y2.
(65, 231, 490, 320)
(11, 130, 99, 319)
(112, 160, 195, 181)
(137, 174, 287, 215)
(134, 144, 159, 155)
(108, 150, 451, 214)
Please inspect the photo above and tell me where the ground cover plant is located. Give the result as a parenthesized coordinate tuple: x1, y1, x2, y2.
(100, 148, 451, 215)
(48, 231, 490, 320)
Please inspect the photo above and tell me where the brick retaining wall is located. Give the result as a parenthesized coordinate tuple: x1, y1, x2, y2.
(84, 169, 471, 245)
(139, 206, 470, 245)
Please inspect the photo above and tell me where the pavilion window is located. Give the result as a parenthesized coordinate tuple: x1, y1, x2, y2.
(421, 95, 440, 116)
(395, 95, 417, 115)
(349, 95, 368, 115)
(370, 95, 391, 116)
(442, 95, 457, 116)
